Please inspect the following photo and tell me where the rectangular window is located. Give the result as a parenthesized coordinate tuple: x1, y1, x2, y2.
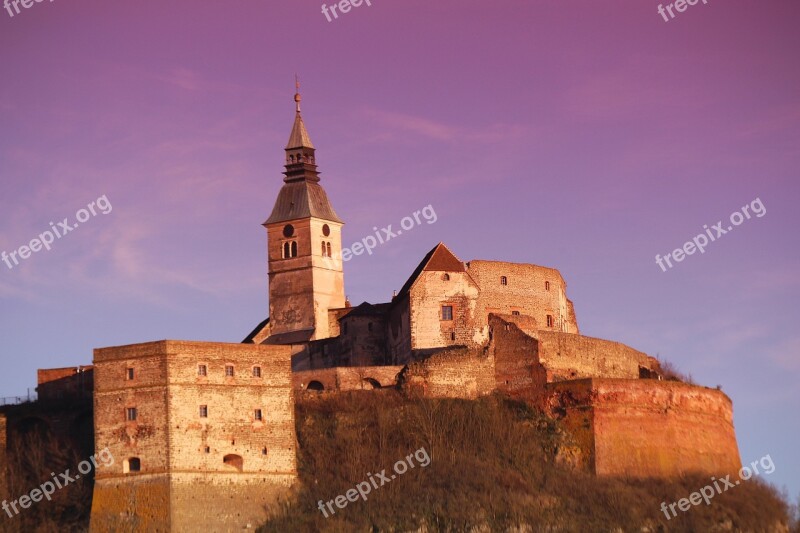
(252, 366, 262, 378)
(546, 315, 554, 328)
(198, 364, 207, 376)
(225, 365, 234, 377)
(254, 409, 263, 421)
(199, 405, 208, 418)
(126, 368, 134, 380)
(545, 281, 551, 291)
(126, 407, 137, 421)
(500, 276, 508, 285)
(441, 305, 453, 321)
(512, 310, 520, 316)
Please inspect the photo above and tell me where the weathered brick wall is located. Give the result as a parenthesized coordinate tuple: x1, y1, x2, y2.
(94, 342, 171, 479)
(294, 366, 404, 392)
(37, 366, 94, 402)
(91, 340, 297, 532)
(387, 297, 411, 363)
(0, 413, 7, 505)
(90, 475, 170, 532)
(267, 218, 345, 340)
(543, 379, 741, 478)
(537, 331, 660, 381)
(339, 314, 389, 366)
(467, 260, 579, 334)
(408, 271, 484, 350)
(170, 472, 295, 532)
(489, 315, 546, 400)
(163, 341, 296, 476)
(403, 348, 495, 399)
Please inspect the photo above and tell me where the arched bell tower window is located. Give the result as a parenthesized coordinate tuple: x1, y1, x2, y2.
(283, 241, 298, 259)
(326, 242, 332, 257)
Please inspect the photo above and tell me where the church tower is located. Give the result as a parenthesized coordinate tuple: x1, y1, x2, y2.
(263, 84, 345, 341)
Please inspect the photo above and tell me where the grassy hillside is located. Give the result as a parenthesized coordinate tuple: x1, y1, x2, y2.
(261, 391, 796, 533)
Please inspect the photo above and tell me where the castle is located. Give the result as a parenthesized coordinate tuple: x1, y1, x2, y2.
(0, 88, 742, 533)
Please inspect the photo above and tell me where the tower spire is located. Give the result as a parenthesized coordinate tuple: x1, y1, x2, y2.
(294, 74, 302, 113)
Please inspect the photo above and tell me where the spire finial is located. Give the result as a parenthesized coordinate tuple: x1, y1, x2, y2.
(294, 75, 301, 113)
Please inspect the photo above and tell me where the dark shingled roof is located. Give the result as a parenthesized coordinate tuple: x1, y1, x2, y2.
(263, 328, 315, 345)
(394, 243, 465, 301)
(341, 301, 391, 319)
(242, 317, 270, 344)
(264, 181, 343, 224)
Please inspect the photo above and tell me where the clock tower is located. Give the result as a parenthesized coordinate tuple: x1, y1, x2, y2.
(263, 86, 345, 341)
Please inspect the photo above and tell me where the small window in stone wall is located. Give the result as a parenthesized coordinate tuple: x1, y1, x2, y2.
(442, 273, 450, 281)
(500, 276, 508, 285)
(126, 407, 137, 421)
(262, 447, 268, 455)
(223, 454, 243, 472)
(204, 446, 210, 454)
(199, 405, 208, 418)
(225, 365, 234, 377)
(252, 366, 262, 378)
(124, 457, 141, 473)
(254, 409, 263, 421)
(126, 368, 134, 380)
(441, 305, 453, 321)
(545, 281, 550, 291)
(546, 315, 554, 328)
(512, 311, 520, 316)
(450, 331, 456, 341)
(198, 364, 207, 376)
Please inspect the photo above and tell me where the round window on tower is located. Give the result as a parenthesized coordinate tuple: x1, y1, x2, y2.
(283, 224, 294, 238)
(322, 224, 330, 237)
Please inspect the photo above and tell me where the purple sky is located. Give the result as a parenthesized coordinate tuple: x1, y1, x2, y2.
(1, 0, 798, 499)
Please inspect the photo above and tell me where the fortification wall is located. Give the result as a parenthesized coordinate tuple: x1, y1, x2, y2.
(92, 340, 297, 532)
(90, 475, 170, 533)
(537, 331, 659, 381)
(544, 379, 741, 478)
(37, 366, 93, 402)
(170, 473, 295, 532)
(467, 260, 579, 334)
(403, 348, 495, 399)
(294, 366, 404, 392)
(489, 314, 546, 400)
(0, 413, 7, 505)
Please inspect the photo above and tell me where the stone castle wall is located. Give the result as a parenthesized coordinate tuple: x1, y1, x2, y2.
(536, 330, 660, 381)
(408, 271, 483, 350)
(403, 347, 496, 400)
(294, 365, 404, 392)
(91, 340, 297, 532)
(0, 413, 7, 506)
(468, 260, 579, 334)
(542, 379, 741, 478)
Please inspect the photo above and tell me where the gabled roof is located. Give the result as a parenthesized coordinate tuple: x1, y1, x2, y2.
(264, 181, 343, 224)
(394, 242, 465, 301)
